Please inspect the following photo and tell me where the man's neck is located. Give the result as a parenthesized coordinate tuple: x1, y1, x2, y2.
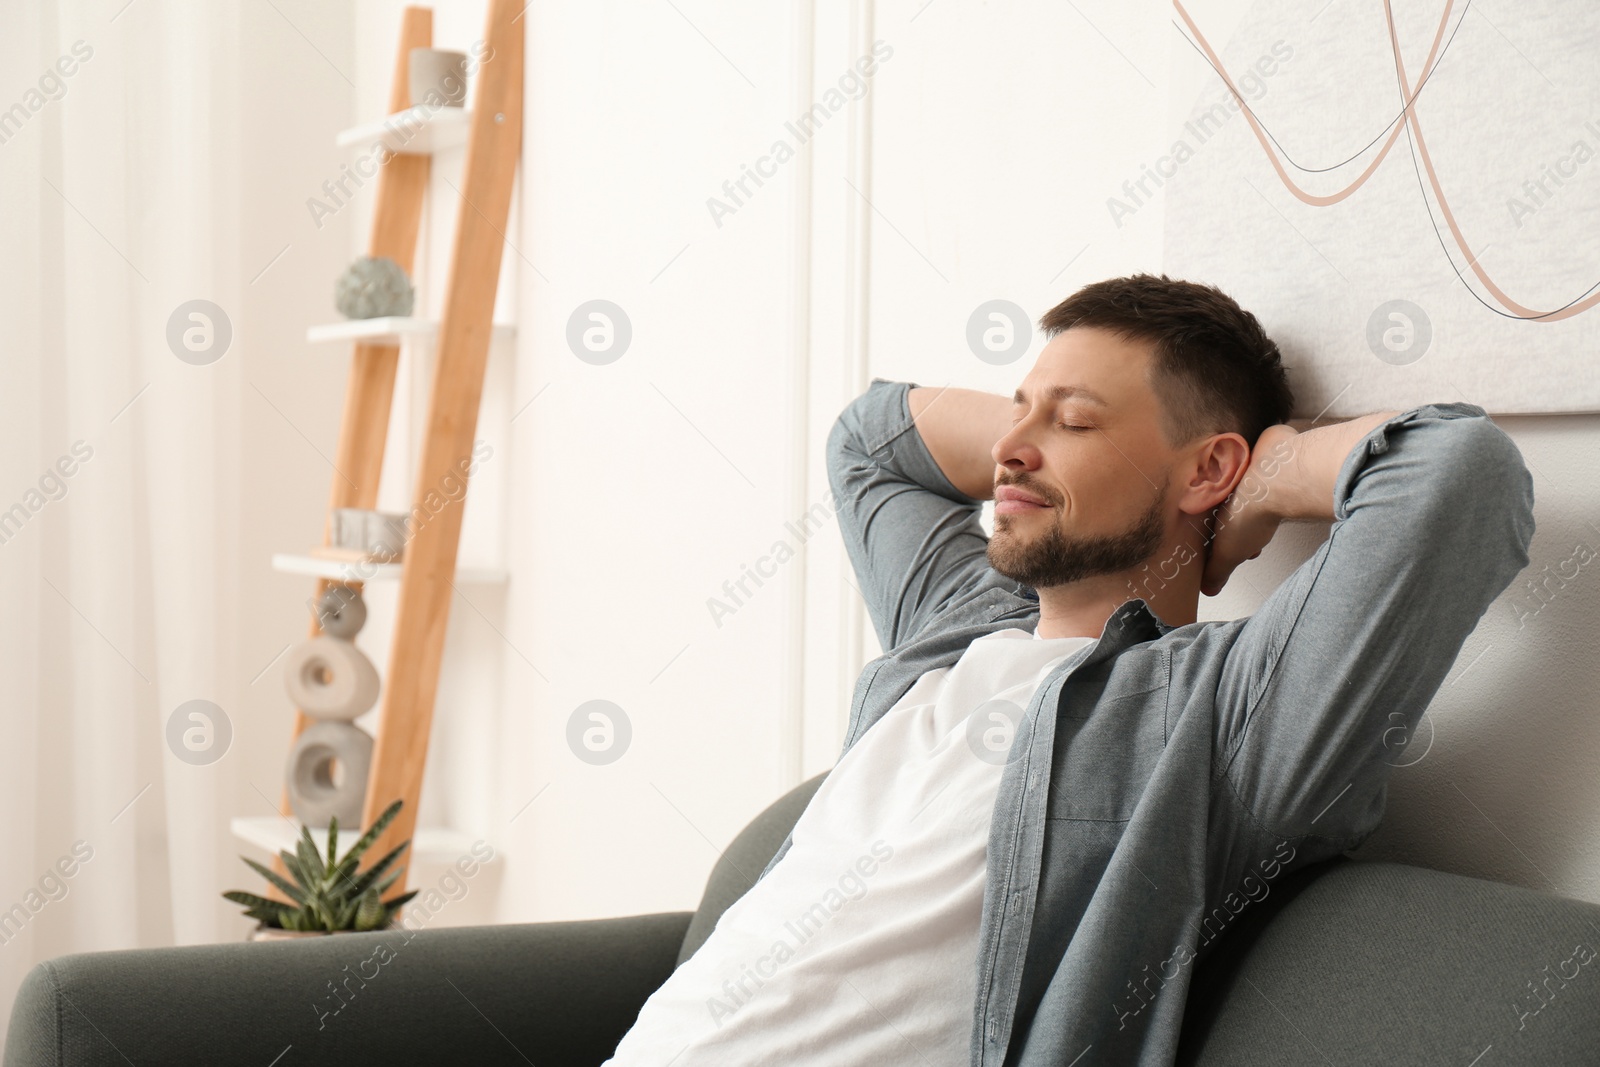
(1032, 548, 1204, 639)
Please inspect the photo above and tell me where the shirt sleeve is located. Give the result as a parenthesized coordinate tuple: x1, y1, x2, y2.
(1213, 403, 1536, 849)
(827, 377, 999, 652)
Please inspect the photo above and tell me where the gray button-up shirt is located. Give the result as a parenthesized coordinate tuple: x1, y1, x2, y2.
(757, 377, 1535, 1065)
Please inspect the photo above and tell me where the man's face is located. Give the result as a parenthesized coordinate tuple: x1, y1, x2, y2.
(986, 326, 1184, 590)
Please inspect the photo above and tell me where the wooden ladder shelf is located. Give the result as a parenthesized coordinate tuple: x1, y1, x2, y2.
(270, 0, 523, 903)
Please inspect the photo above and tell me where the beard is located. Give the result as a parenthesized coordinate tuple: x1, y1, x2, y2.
(987, 485, 1167, 590)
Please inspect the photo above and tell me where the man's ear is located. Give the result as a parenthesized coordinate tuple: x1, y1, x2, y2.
(1175, 432, 1250, 517)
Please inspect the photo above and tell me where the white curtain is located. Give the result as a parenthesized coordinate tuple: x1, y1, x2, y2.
(0, 0, 261, 1040)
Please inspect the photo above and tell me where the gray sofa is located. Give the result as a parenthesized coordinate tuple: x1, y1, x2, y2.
(8, 772, 1600, 1065)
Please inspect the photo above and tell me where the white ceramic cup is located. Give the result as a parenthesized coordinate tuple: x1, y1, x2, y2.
(409, 47, 469, 108)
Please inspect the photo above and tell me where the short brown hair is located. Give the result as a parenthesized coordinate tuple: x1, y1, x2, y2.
(1039, 273, 1293, 446)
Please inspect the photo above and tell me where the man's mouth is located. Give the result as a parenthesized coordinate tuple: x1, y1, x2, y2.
(995, 485, 1051, 514)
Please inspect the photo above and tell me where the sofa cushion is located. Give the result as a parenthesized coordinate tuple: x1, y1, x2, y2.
(1178, 858, 1600, 1065)
(676, 771, 828, 967)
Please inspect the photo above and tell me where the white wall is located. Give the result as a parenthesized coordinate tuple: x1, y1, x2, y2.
(341, 0, 1599, 933)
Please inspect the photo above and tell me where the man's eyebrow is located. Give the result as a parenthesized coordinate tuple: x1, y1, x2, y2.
(1011, 384, 1109, 408)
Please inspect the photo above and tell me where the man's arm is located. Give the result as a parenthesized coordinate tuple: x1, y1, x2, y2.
(1210, 404, 1535, 852)
(828, 379, 1005, 652)
(904, 386, 1011, 501)
(1200, 411, 1400, 596)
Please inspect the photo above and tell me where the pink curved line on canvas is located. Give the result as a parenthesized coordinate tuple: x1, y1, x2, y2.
(1381, 0, 1599, 320)
(1175, 0, 1597, 321)
(1171, 0, 1455, 207)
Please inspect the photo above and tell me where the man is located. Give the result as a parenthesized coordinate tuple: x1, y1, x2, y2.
(607, 273, 1535, 1065)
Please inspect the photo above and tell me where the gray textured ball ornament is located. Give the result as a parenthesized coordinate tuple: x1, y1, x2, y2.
(315, 585, 367, 639)
(335, 255, 415, 319)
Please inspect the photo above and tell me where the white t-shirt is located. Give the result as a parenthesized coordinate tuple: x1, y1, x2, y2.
(605, 626, 1094, 1066)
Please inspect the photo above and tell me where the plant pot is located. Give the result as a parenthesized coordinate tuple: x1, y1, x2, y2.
(248, 923, 331, 942)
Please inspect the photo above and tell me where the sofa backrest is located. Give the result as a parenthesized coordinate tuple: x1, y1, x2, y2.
(1176, 859, 1600, 1064)
(676, 771, 828, 967)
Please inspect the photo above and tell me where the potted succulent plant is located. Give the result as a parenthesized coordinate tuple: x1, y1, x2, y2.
(224, 798, 419, 940)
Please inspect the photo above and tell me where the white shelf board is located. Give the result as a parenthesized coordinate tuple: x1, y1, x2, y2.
(273, 553, 508, 585)
(336, 106, 472, 155)
(231, 816, 488, 867)
(306, 316, 516, 347)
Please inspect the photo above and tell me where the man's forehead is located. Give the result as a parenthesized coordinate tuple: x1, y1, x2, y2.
(1017, 328, 1155, 408)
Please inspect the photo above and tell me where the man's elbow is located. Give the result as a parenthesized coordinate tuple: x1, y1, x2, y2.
(826, 402, 877, 485)
(1432, 414, 1537, 567)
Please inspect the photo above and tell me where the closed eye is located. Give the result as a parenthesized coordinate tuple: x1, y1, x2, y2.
(1008, 413, 1095, 431)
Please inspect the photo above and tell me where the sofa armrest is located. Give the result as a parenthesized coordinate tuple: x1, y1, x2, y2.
(4, 911, 692, 1067)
